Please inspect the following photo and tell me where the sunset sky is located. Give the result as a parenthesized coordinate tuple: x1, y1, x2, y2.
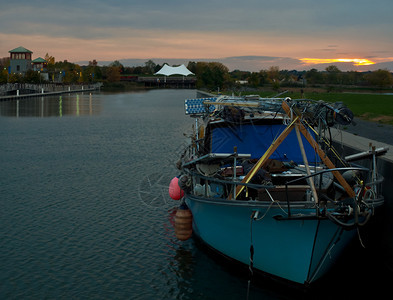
(1, 0, 392, 71)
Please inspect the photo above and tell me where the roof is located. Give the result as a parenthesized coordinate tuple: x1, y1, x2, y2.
(9, 46, 33, 53)
(32, 57, 47, 63)
(154, 64, 194, 76)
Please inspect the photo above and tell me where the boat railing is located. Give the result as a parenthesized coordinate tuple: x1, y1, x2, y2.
(283, 166, 384, 216)
(183, 168, 275, 198)
(183, 165, 383, 212)
(284, 166, 383, 193)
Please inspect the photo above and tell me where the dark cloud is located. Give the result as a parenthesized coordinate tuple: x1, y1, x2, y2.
(2, 0, 392, 37)
(1, 0, 392, 70)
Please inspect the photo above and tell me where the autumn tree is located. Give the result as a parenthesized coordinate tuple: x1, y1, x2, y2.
(44, 53, 55, 65)
(195, 62, 230, 90)
(110, 61, 124, 73)
(365, 69, 393, 88)
(325, 65, 342, 84)
(266, 66, 280, 83)
(106, 66, 121, 82)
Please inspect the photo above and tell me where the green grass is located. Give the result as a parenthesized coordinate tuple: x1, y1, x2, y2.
(300, 92, 393, 125)
(244, 90, 393, 125)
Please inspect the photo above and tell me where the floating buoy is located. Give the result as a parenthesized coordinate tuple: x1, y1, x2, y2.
(174, 203, 193, 241)
(169, 177, 184, 200)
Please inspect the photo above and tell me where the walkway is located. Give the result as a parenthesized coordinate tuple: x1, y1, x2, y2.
(331, 118, 393, 162)
(0, 83, 102, 101)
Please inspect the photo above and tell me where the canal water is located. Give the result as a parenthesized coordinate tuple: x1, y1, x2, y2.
(0, 90, 391, 299)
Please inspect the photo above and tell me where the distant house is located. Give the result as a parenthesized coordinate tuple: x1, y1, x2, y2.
(32, 57, 47, 72)
(32, 57, 49, 80)
(9, 46, 33, 74)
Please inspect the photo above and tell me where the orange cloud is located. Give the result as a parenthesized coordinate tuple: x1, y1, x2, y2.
(300, 58, 375, 66)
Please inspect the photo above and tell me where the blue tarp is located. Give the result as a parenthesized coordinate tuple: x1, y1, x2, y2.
(211, 124, 319, 164)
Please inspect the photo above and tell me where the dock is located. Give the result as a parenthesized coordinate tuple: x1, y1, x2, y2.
(120, 75, 196, 89)
(0, 83, 102, 101)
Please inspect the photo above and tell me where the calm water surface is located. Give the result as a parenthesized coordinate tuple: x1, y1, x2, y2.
(0, 90, 391, 299)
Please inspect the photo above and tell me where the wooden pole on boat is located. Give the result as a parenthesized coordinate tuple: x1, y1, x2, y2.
(282, 101, 356, 198)
(297, 124, 355, 197)
(294, 124, 319, 204)
(231, 116, 299, 199)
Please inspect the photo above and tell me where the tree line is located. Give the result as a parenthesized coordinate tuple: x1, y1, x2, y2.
(1, 55, 392, 90)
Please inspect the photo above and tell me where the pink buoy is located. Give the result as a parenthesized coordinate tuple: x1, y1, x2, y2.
(169, 177, 184, 200)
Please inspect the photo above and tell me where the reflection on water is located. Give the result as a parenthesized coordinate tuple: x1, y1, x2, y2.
(0, 92, 101, 117)
(1, 89, 391, 299)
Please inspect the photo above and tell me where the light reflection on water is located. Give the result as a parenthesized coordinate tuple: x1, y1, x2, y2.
(0, 93, 101, 117)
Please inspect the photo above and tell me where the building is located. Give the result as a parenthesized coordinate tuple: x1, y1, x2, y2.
(33, 57, 49, 81)
(32, 57, 47, 72)
(9, 46, 33, 74)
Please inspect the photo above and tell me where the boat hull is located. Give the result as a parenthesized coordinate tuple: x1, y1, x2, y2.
(185, 194, 357, 285)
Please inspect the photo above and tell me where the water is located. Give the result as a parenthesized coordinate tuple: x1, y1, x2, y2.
(0, 90, 392, 299)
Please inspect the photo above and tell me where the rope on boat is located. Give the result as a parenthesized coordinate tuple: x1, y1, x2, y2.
(246, 211, 257, 300)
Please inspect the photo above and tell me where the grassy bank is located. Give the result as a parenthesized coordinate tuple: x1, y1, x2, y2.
(303, 92, 393, 124)
(242, 89, 393, 125)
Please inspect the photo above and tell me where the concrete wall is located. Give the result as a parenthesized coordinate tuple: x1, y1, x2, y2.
(332, 131, 393, 260)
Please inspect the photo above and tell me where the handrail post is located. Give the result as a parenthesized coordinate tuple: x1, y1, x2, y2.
(285, 183, 291, 217)
(233, 146, 237, 200)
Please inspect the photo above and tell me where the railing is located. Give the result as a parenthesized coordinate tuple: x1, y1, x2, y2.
(0, 83, 102, 96)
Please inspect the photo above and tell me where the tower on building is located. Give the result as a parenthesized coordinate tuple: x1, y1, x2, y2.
(9, 46, 33, 74)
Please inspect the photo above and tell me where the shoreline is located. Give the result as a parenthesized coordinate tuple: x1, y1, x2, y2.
(0, 83, 102, 101)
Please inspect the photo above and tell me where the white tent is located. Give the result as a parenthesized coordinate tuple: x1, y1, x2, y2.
(154, 64, 194, 76)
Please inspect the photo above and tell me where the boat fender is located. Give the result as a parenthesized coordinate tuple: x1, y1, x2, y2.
(169, 177, 184, 200)
(174, 203, 193, 241)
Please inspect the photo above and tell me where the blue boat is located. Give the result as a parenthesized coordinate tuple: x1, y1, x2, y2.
(170, 95, 387, 285)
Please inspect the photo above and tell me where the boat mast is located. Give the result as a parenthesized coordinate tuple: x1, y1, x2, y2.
(295, 123, 319, 204)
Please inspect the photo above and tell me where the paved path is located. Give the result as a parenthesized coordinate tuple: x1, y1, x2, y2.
(331, 117, 393, 162)
(343, 118, 393, 146)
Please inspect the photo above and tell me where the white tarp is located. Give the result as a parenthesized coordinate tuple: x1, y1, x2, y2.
(154, 64, 194, 76)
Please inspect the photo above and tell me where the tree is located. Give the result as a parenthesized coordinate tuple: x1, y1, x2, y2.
(110, 60, 124, 73)
(365, 69, 393, 88)
(144, 60, 156, 74)
(187, 61, 197, 74)
(24, 70, 42, 83)
(106, 66, 121, 82)
(89, 59, 98, 67)
(305, 68, 324, 84)
(44, 53, 55, 65)
(266, 66, 280, 83)
(248, 72, 260, 87)
(0, 68, 8, 83)
(8, 72, 23, 83)
(325, 65, 342, 84)
(195, 62, 230, 90)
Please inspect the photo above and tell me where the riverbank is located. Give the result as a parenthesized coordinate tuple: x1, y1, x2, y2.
(0, 83, 102, 101)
